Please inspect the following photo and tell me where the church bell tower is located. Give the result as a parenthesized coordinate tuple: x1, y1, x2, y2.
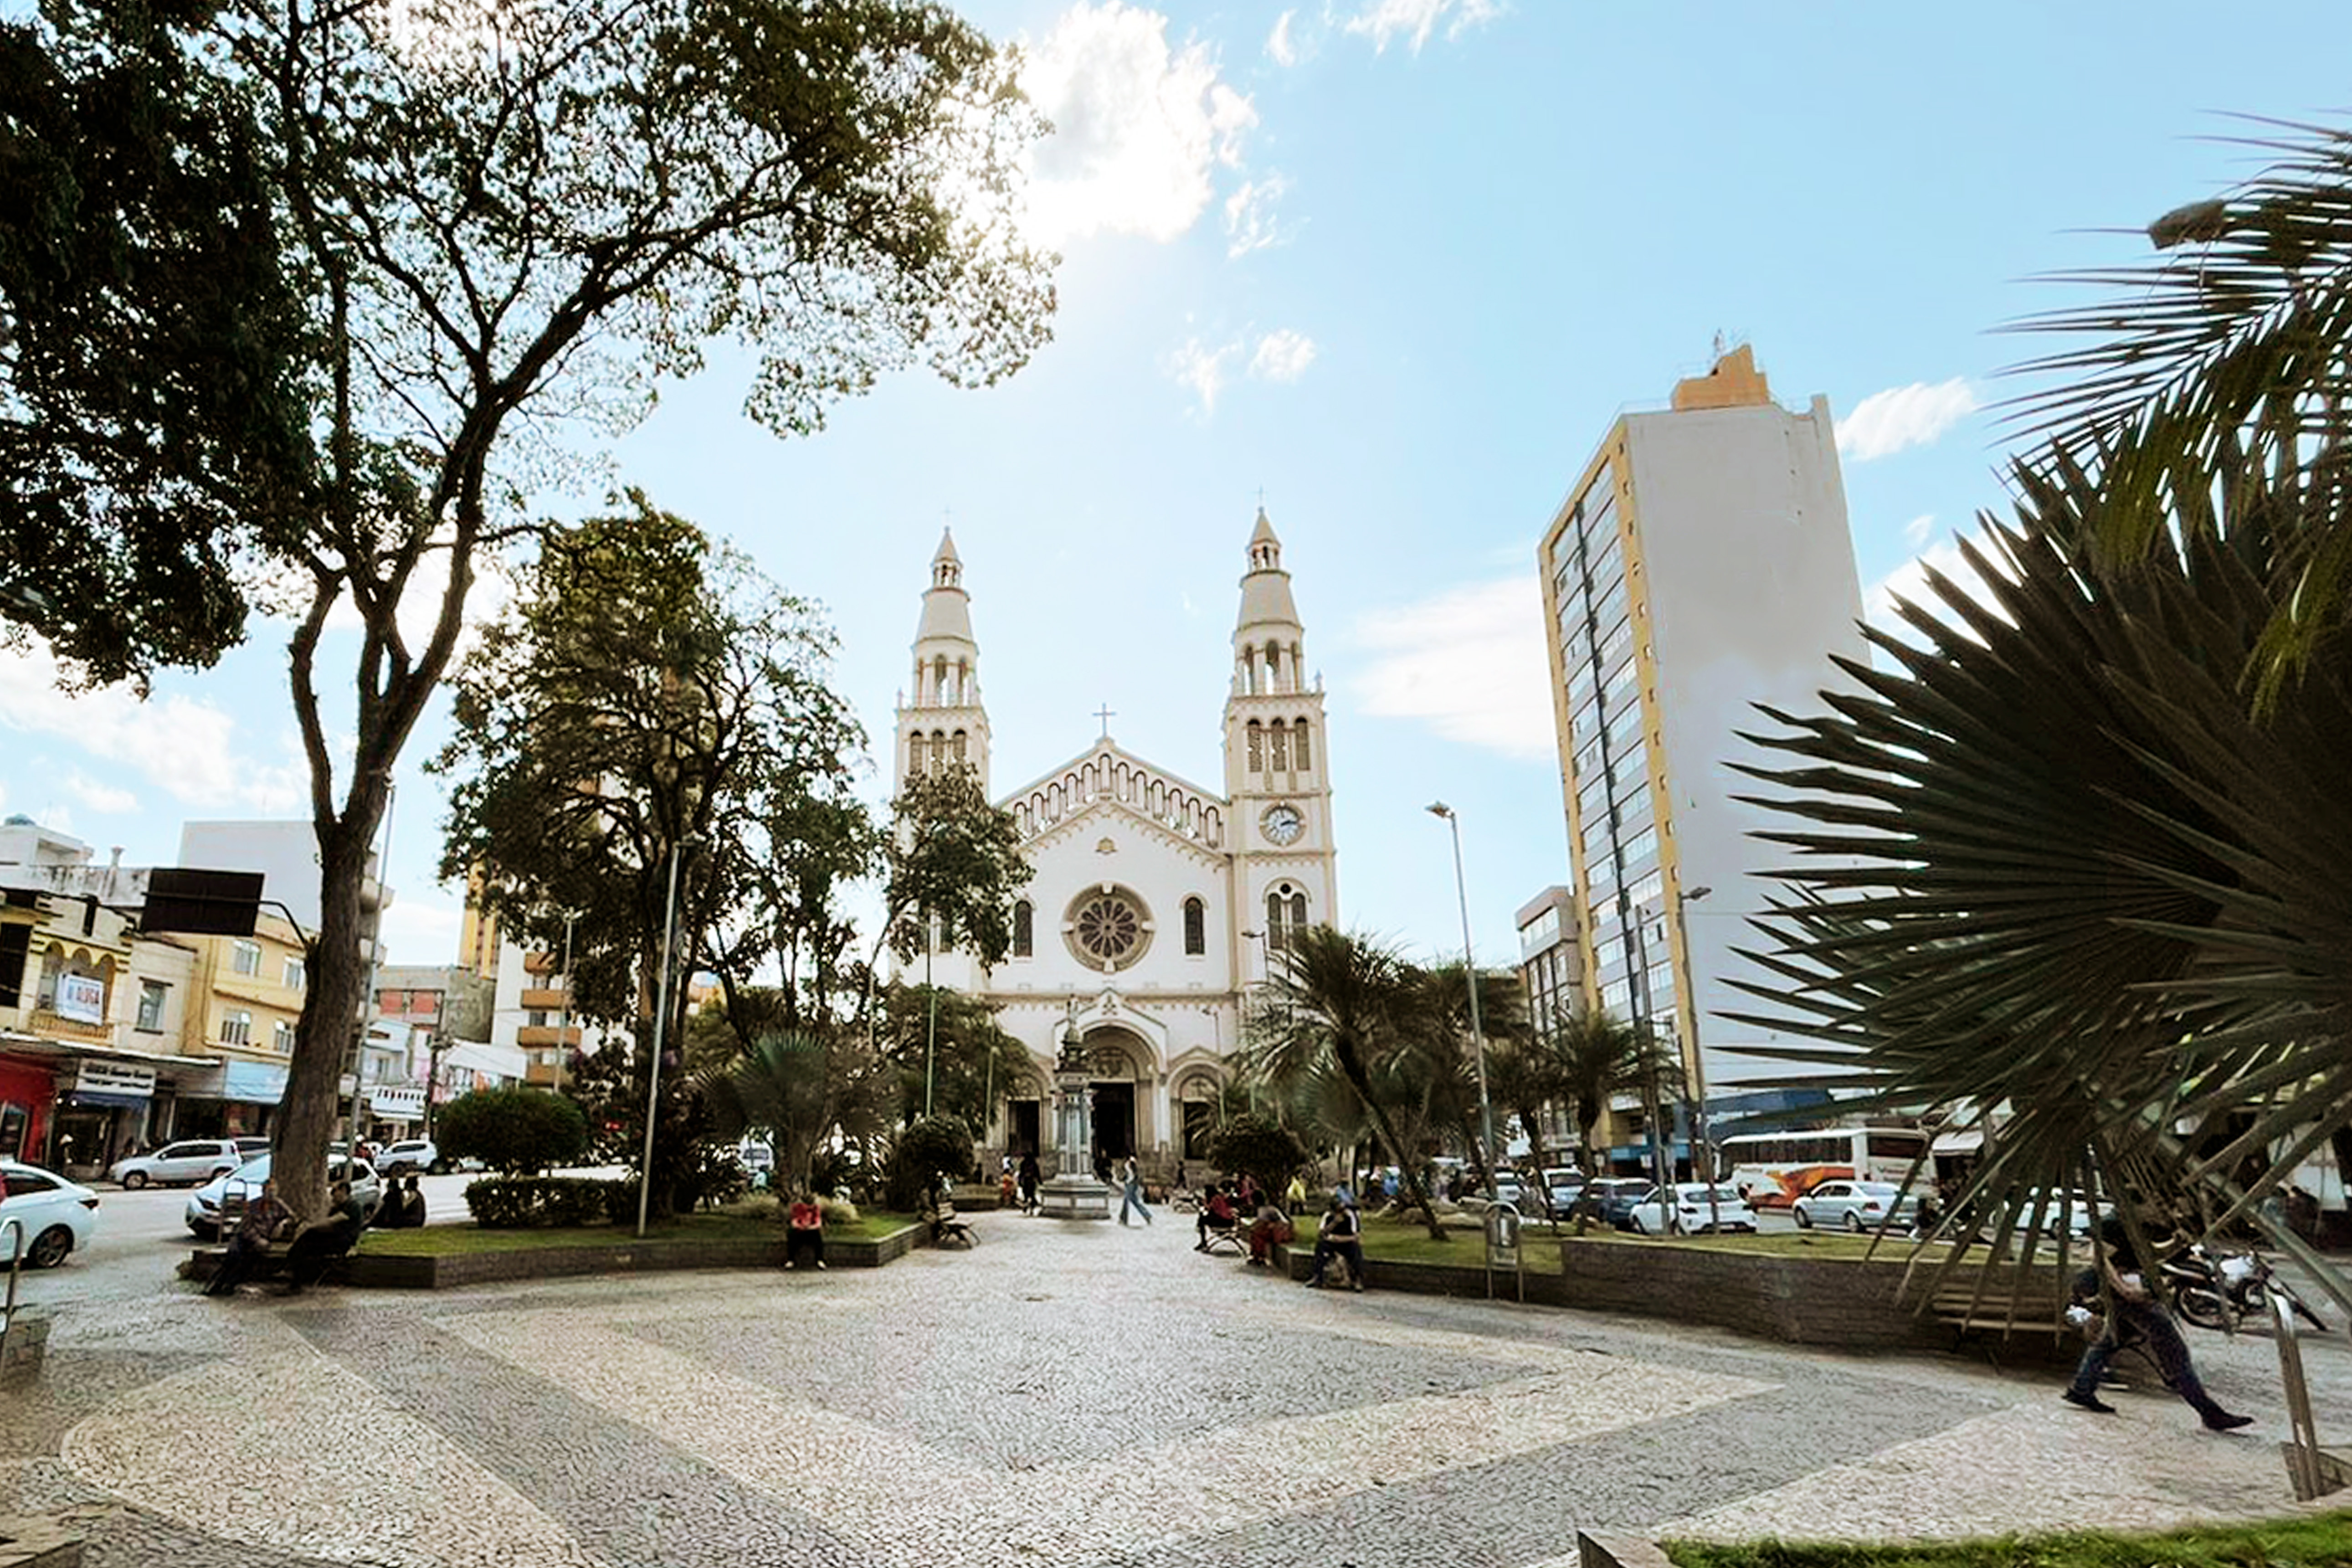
(1223, 509, 1338, 982)
(895, 529, 991, 794)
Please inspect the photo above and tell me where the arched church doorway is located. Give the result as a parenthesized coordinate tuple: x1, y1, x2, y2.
(1083, 1028, 1150, 1167)
(1005, 1071, 1042, 1157)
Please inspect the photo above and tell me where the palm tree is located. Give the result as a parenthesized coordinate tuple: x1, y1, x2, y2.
(1548, 1006, 1648, 1172)
(1248, 925, 1450, 1241)
(1418, 962, 1530, 1194)
(696, 1027, 894, 1195)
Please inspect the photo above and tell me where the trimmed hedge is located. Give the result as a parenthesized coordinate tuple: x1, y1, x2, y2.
(464, 1175, 637, 1229)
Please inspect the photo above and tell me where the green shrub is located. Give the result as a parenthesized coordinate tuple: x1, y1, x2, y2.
(885, 1115, 974, 1211)
(1206, 1112, 1312, 1193)
(463, 1176, 630, 1228)
(437, 1086, 589, 1175)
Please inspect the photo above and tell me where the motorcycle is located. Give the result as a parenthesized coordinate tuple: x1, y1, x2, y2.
(2163, 1244, 2327, 1334)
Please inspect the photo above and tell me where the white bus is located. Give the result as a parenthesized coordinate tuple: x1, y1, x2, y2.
(1717, 1126, 1930, 1210)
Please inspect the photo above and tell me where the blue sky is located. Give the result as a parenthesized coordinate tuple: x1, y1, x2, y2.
(5, 0, 2350, 974)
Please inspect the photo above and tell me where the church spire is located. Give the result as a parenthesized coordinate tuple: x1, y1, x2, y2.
(898, 527, 990, 792)
(1233, 508, 1305, 695)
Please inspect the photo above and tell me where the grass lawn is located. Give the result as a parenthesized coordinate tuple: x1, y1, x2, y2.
(362, 1208, 922, 1257)
(1663, 1510, 2352, 1568)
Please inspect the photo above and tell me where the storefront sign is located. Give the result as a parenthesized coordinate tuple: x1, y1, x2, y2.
(54, 974, 106, 1025)
(72, 1060, 156, 1099)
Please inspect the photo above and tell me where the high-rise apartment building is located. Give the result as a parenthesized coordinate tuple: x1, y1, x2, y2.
(1537, 346, 1867, 1163)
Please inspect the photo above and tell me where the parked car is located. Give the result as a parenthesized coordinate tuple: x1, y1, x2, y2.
(0, 1161, 101, 1267)
(1579, 1177, 1656, 1228)
(185, 1152, 383, 1239)
(2002, 1189, 2103, 1242)
(1793, 1179, 1921, 1233)
(1624, 1182, 1758, 1235)
(234, 1137, 272, 1161)
(108, 1138, 244, 1189)
(374, 1138, 439, 1177)
(1542, 1167, 1585, 1215)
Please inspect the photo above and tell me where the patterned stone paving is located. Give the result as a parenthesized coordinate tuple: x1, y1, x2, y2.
(13, 1209, 2352, 1566)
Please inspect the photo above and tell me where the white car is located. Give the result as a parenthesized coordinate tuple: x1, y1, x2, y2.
(1, 1160, 100, 1268)
(108, 1137, 245, 1189)
(2005, 1189, 2103, 1241)
(1624, 1182, 1757, 1235)
(374, 1138, 439, 1177)
(1793, 1179, 1922, 1233)
(185, 1152, 382, 1240)
(1542, 1167, 1585, 1214)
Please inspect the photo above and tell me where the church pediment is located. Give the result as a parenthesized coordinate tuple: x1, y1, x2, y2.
(1022, 794, 1227, 871)
(1002, 743, 1229, 857)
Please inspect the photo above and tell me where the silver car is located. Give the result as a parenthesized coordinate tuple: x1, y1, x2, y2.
(1792, 1179, 1921, 1233)
(108, 1138, 244, 1189)
(185, 1152, 382, 1239)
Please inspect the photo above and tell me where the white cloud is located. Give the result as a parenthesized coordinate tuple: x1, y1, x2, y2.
(1249, 329, 1318, 383)
(1168, 337, 1240, 413)
(1352, 575, 1556, 759)
(381, 896, 462, 970)
(0, 641, 309, 813)
(1019, 2, 1256, 247)
(1902, 513, 1935, 547)
(1223, 174, 1293, 257)
(1340, 0, 1501, 54)
(1267, 10, 1303, 66)
(1838, 378, 1978, 463)
(63, 771, 138, 815)
(1865, 524, 2012, 647)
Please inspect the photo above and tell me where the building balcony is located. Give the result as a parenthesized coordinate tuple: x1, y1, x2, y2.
(515, 1024, 583, 1049)
(519, 987, 569, 1012)
(32, 1008, 112, 1044)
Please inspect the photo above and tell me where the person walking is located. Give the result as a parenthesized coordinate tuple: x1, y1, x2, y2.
(1017, 1152, 1041, 1215)
(1118, 1156, 1152, 1226)
(2064, 1215, 2252, 1431)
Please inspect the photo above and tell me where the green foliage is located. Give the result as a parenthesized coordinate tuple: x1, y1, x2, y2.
(875, 984, 1028, 1128)
(885, 766, 1033, 970)
(435, 1086, 589, 1176)
(1206, 1112, 1313, 1193)
(462, 1176, 632, 1229)
(1661, 1508, 2352, 1568)
(885, 1115, 975, 1212)
(560, 1034, 718, 1224)
(695, 1027, 894, 1196)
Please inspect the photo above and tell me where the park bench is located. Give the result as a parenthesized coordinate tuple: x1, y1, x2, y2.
(1200, 1218, 1245, 1258)
(927, 1198, 975, 1249)
(1926, 1265, 2069, 1351)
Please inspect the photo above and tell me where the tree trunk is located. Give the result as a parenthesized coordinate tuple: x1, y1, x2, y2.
(277, 792, 383, 1223)
(1333, 1039, 1444, 1242)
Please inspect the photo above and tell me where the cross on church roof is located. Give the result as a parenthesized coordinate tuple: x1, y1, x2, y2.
(1094, 704, 1115, 740)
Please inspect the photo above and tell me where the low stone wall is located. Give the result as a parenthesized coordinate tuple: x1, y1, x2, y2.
(182, 1222, 930, 1290)
(1274, 1236, 2075, 1362)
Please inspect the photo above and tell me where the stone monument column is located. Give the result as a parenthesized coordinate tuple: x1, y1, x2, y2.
(1037, 1009, 1112, 1220)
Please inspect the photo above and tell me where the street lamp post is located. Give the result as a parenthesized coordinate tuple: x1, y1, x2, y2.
(636, 837, 694, 1239)
(1427, 803, 1497, 1193)
(553, 912, 577, 1097)
(1675, 885, 1717, 1231)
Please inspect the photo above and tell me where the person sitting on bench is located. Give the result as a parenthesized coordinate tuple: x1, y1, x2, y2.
(282, 1179, 367, 1295)
(1305, 1193, 1365, 1291)
(377, 1175, 426, 1229)
(1248, 1192, 1294, 1267)
(1195, 1184, 1238, 1251)
(205, 1178, 293, 1296)
(786, 1189, 827, 1270)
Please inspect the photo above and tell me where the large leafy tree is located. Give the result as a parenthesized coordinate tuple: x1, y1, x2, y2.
(874, 981, 1026, 1130)
(1, 0, 1054, 1216)
(696, 1026, 896, 1196)
(434, 493, 862, 1214)
(883, 763, 1032, 969)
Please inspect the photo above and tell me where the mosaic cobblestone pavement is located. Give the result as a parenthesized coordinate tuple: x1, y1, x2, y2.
(16, 1210, 2352, 1567)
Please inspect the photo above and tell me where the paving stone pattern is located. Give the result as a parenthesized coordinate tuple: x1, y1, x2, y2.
(13, 1210, 2352, 1567)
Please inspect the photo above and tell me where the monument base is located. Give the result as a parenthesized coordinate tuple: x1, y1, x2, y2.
(1036, 1174, 1114, 1220)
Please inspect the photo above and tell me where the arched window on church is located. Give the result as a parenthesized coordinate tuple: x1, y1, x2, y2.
(1012, 900, 1032, 959)
(1268, 720, 1289, 773)
(932, 730, 949, 772)
(1246, 720, 1263, 773)
(1292, 719, 1311, 771)
(908, 732, 924, 778)
(1265, 640, 1283, 692)
(1267, 886, 1308, 951)
(932, 654, 948, 704)
(951, 730, 968, 764)
(1183, 897, 1206, 956)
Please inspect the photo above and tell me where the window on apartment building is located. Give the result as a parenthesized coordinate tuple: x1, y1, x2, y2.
(220, 1010, 253, 1047)
(283, 956, 306, 989)
(231, 940, 262, 976)
(272, 1021, 295, 1055)
(526, 1010, 548, 1028)
(136, 980, 167, 1032)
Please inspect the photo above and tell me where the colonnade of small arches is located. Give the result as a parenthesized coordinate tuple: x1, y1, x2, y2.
(1233, 638, 1306, 696)
(911, 653, 974, 708)
(1242, 717, 1315, 776)
(909, 729, 970, 774)
(1012, 758, 1224, 848)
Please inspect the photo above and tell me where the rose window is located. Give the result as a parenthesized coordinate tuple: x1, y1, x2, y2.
(1074, 893, 1144, 966)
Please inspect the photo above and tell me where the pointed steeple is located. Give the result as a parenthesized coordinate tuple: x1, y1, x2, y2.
(899, 527, 989, 792)
(916, 529, 974, 645)
(1233, 509, 1304, 693)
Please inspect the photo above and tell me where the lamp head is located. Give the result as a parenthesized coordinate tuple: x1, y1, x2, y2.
(1686, 885, 1713, 902)
(1426, 801, 1453, 820)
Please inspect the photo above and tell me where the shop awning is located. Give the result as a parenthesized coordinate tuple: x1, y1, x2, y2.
(1931, 1128, 1985, 1156)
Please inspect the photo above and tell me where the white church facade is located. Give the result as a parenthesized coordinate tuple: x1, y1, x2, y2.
(892, 513, 1339, 1176)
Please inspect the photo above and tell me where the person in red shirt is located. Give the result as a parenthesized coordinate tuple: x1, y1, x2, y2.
(1195, 1183, 1238, 1250)
(785, 1190, 826, 1270)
